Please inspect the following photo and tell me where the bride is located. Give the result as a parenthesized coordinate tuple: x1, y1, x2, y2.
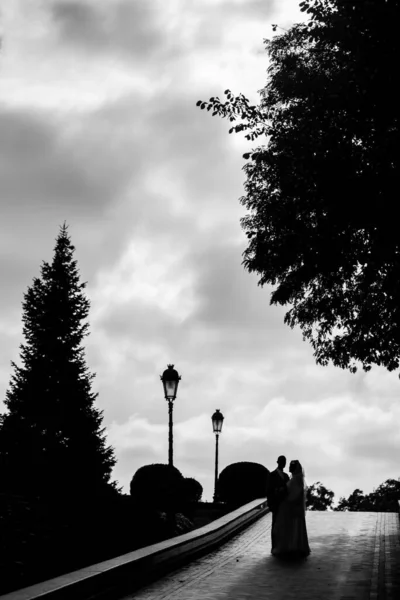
(271, 459, 311, 557)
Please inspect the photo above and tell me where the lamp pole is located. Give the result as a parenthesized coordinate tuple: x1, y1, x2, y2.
(214, 432, 219, 502)
(211, 409, 224, 503)
(160, 364, 181, 467)
(168, 399, 173, 466)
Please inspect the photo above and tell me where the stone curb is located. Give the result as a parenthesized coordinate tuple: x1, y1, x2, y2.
(1, 498, 269, 600)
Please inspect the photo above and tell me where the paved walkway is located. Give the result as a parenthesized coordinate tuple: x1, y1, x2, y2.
(121, 511, 400, 600)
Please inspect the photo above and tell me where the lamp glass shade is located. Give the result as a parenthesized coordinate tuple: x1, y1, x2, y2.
(212, 409, 224, 433)
(163, 378, 179, 400)
(161, 364, 181, 400)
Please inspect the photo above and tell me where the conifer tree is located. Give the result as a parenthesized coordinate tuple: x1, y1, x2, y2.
(0, 224, 117, 498)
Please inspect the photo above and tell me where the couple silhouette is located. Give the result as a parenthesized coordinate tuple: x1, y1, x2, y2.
(266, 455, 311, 558)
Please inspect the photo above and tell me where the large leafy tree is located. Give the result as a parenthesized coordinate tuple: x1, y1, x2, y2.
(0, 224, 117, 498)
(197, 0, 400, 374)
(306, 481, 334, 510)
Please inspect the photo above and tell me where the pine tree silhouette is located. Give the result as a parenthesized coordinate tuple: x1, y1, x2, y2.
(0, 224, 117, 499)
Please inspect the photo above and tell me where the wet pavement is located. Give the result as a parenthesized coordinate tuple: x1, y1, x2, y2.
(120, 511, 400, 600)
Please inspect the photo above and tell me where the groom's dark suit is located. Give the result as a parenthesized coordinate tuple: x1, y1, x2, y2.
(267, 468, 289, 513)
(267, 468, 289, 548)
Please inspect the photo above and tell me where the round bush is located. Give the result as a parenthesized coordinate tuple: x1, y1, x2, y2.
(217, 462, 270, 507)
(183, 477, 203, 503)
(129, 464, 184, 512)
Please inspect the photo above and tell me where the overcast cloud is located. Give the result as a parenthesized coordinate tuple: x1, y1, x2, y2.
(1, 0, 399, 504)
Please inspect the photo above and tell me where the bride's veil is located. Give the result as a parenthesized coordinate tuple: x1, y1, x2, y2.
(301, 466, 308, 490)
(293, 461, 308, 511)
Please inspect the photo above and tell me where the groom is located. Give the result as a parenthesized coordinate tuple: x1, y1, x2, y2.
(267, 455, 289, 546)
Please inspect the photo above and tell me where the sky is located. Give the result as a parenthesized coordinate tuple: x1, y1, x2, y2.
(1, 0, 399, 506)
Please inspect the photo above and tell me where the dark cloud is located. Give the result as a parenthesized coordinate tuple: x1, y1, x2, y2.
(0, 107, 135, 213)
(50, 0, 276, 64)
(51, 0, 172, 61)
(0, 105, 138, 319)
(1, 109, 91, 209)
(51, 2, 102, 45)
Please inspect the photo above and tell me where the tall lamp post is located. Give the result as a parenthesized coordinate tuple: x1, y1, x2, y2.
(212, 409, 224, 503)
(160, 364, 181, 467)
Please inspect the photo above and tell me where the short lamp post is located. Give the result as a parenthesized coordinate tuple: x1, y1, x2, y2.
(212, 409, 224, 503)
(160, 364, 181, 467)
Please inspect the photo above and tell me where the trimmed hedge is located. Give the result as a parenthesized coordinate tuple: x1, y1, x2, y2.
(183, 477, 203, 503)
(217, 461, 270, 507)
(130, 463, 185, 512)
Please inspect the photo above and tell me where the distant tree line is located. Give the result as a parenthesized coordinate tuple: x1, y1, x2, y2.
(334, 479, 400, 512)
(305, 479, 400, 512)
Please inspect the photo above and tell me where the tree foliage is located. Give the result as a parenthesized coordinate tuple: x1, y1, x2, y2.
(217, 461, 269, 506)
(0, 224, 117, 498)
(335, 479, 400, 512)
(197, 0, 400, 374)
(306, 481, 334, 510)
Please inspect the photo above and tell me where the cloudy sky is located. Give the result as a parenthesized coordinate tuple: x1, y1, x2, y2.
(1, 0, 399, 505)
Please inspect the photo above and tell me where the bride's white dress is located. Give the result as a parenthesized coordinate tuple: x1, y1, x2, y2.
(271, 474, 311, 557)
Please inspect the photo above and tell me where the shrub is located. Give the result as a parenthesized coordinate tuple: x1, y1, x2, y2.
(129, 464, 184, 512)
(183, 477, 203, 503)
(217, 462, 269, 507)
